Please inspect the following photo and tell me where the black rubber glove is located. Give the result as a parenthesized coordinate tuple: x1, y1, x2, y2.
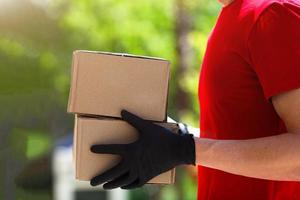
(90, 109, 195, 189)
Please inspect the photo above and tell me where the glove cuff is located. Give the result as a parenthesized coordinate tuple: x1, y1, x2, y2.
(179, 134, 196, 166)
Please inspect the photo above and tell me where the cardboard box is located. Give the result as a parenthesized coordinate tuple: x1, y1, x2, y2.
(68, 50, 170, 121)
(73, 115, 178, 184)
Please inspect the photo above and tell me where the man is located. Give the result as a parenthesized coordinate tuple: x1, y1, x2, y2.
(90, 0, 300, 199)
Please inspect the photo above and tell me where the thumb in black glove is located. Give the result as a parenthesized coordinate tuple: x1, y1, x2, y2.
(90, 109, 195, 189)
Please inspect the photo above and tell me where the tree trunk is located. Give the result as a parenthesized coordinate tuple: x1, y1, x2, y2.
(174, 0, 193, 113)
(173, 0, 193, 200)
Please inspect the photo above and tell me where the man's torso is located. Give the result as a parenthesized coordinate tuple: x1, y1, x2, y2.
(197, 0, 300, 199)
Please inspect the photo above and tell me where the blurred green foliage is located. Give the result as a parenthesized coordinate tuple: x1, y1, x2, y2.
(0, 0, 221, 199)
(26, 130, 52, 159)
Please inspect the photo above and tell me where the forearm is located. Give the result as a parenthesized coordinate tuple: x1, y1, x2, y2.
(194, 133, 300, 181)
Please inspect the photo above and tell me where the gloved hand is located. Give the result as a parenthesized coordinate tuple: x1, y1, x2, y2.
(90, 109, 195, 189)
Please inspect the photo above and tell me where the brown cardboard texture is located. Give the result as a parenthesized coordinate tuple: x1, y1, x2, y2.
(68, 50, 170, 121)
(73, 115, 178, 184)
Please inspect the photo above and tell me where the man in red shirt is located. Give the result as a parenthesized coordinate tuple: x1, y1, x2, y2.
(90, 0, 300, 199)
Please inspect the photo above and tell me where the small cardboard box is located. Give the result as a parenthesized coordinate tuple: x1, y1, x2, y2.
(73, 115, 178, 184)
(67, 50, 170, 121)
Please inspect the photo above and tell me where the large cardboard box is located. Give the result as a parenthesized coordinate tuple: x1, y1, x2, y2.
(74, 115, 178, 184)
(68, 50, 170, 121)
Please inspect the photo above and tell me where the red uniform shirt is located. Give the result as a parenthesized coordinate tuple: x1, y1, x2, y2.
(197, 0, 300, 199)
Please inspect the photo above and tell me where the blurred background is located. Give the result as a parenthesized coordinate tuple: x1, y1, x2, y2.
(0, 0, 221, 199)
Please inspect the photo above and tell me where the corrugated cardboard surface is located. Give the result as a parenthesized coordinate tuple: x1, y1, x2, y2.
(68, 50, 170, 121)
(74, 115, 178, 184)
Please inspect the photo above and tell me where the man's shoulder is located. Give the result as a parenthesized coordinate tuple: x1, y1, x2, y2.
(240, 0, 300, 21)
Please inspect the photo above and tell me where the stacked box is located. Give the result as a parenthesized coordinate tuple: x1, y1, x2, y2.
(74, 115, 178, 183)
(68, 50, 176, 184)
(67, 50, 170, 121)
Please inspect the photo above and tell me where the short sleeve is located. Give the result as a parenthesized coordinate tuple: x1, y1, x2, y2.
(248, 2, 300, 101)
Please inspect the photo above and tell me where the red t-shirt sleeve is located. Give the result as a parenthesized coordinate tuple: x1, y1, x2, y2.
(247, 2, 300, 100)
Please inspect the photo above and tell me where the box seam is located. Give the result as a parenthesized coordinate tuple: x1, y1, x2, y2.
(163, 62, 171, 122)
(76, 50, 169, 62)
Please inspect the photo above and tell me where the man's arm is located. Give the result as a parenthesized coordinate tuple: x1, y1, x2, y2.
(194, 88, 300, 181)
(89, 88, 300, 189)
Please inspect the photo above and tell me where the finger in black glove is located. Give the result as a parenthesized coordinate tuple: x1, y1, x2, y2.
(90, 109, 195, 189)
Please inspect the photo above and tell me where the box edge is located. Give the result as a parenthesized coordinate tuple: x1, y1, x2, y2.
(67, 51, 80, 113)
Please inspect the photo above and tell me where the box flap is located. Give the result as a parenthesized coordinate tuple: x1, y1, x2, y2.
(73, 50, 169, 62)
